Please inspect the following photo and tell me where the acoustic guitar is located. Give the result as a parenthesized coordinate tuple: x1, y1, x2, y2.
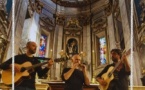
(99, 50, 127, 90)
(1, 58, 65, 86)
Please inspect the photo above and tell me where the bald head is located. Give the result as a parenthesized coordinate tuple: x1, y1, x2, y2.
(72, 54, 81, 60)
(26, 41, 36, 47)
(71, 54, 81, 64)
(26, 41, 37, 54)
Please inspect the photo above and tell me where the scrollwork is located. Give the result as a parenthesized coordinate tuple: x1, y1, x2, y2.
(65, 18, 82, 29)
(140, 31, 145, 45)
(0, 33, 8, 63)
(28, 0, 43, 15)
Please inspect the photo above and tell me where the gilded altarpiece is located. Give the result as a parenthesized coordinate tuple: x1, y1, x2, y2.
(63, 18, 83, 67)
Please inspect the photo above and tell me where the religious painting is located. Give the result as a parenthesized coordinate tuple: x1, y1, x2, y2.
(99, 37, 107, 65)
(66, 38, 78, 59)
(39, 35, 47, 57)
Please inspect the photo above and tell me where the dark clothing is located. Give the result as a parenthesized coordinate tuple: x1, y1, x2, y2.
(61, 68, 85, 90)
(0, 54, 49, 90)
(15, 86, 35, 90)
(96, 63, 130, 90)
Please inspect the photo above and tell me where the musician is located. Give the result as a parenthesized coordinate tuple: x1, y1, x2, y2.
(0, 41, 54, 90)
(96, 49, 130, 90)
(61, 54, 90, 90)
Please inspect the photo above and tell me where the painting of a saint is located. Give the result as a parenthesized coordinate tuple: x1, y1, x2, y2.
(39, 35, 47, 57)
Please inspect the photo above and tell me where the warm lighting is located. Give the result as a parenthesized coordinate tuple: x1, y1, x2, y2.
(92, 50, 94, 52)
(79, 51, 87, 57)
(91, 77, 95, 84)
(59, 50, 66, 57)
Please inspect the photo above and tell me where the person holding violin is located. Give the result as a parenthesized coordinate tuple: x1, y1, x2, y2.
(96, 49, 130, 90)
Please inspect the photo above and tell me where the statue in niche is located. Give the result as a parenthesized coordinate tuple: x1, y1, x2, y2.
(66, 39, 78, 59)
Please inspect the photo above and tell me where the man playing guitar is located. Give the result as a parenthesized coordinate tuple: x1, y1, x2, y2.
(0, 41, 54, 90)
(96, 49, 130, 90)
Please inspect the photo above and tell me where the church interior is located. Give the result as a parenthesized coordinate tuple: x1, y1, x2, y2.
(0, 0, 145, 90)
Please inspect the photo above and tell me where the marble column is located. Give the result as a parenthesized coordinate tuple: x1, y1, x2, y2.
(107, 14, 116, 63)
(56, 25, 63, 80)
(119, 0, 142, 85)
(51, 25, 63, 80)
(119, 0, 130, 50)
(83, 25, 91, 80)
(5, 0, 29, 60)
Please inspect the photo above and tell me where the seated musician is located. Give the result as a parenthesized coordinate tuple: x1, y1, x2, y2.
(96, 49, 130, 90)
(0, 41, 54, 90)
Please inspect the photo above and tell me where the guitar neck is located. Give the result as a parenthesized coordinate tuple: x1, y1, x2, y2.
(26, 61, 48, 70)
(110, 61, 122, 73)
(25, 57, 65, 70)
(110, 49, 127, 74)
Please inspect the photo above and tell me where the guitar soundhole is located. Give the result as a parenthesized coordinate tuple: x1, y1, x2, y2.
(20, 67, 26, 72)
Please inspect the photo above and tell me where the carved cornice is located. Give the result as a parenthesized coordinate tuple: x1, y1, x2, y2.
(51, 0, 99, 7)
(92, 17, 107, 33)
(78, 14, 90, 26)
(104, 0, 120, 17)
(39, 17, 55, 31)
(64, 30, 82, 37)
(55, 14, 65, 25)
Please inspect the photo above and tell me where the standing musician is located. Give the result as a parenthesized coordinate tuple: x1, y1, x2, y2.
(96, 49, 130, 90)
(61, 54, 90, 90)
(0, 41, 54, 90)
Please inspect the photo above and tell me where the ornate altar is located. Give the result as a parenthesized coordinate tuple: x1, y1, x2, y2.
(42, 81, 99, 90)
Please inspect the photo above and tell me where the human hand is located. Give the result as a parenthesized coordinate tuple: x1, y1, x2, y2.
(10, 64, 21, 72)
(122, 54, 128, 63)
(79, 64, 86, 71)
(47, 59, 54, 68)
(98, 78, 107, 86)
